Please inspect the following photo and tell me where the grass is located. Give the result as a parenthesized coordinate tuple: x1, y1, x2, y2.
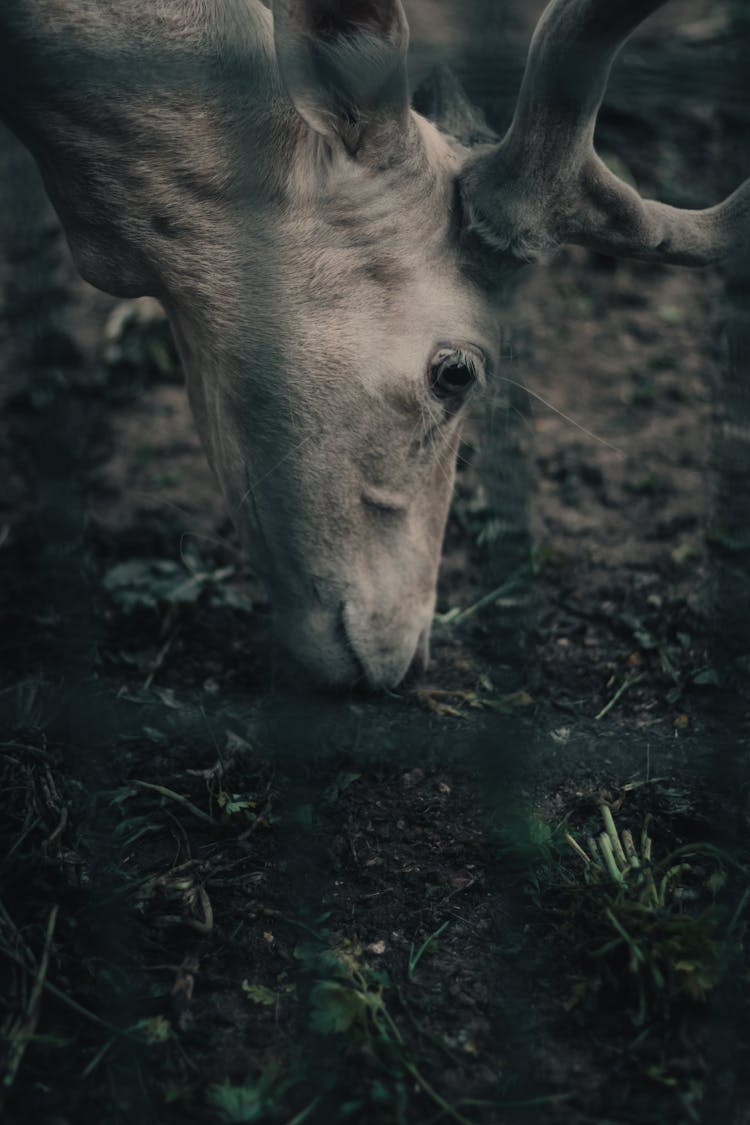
(492, 793, 750, 1121)
(407, 921, 450, 979)
(563, 804, 748, 1026)
(0, 683, 748, 1123)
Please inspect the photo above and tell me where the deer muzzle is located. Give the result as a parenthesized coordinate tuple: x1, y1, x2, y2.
(274, 595, 433, 691)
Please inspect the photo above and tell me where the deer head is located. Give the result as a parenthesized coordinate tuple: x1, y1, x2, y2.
(2, 0, 747, 689)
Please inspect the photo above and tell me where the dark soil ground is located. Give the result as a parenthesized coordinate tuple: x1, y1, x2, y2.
(1, 5, 749, 1124)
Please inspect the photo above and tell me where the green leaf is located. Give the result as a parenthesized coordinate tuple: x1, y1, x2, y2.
(241, 982, 277, 1006)
(206, 1081, 266, 1123)
(219, 792, 257, 817)
(324, 771, 362, 802)
(693, 667, 723, 688)
(527, 814, 553, 848)
(130, 1015, 172, 1044)
(205, 1068, 289, 1124)
(706, 869, 727, 896)
(309, 981, 367, 1035)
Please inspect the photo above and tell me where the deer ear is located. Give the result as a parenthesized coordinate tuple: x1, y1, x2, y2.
(272, 0, 410, 153)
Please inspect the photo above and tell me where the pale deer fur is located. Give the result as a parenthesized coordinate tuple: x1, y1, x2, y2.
(1, 0, 747, 689)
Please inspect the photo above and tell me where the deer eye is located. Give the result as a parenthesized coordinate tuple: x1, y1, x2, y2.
(428, 347, 481, 406)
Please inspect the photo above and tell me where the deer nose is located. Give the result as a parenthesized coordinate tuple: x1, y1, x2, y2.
(274, 599, 431, 692)
(340, 605, 431, 691)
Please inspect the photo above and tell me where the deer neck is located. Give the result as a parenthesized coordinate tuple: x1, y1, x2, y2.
(0, 0, 292, 296)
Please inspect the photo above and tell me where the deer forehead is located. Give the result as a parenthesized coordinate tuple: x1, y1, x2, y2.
(265, 119, 488, 375)
(280, 113, 461, 269)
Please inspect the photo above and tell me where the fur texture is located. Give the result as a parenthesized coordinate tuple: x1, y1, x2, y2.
(7, 1, 736, 686)
(0, 0, 503, 688)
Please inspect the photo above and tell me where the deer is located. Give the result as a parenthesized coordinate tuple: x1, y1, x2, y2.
(0, 0, 747, 691)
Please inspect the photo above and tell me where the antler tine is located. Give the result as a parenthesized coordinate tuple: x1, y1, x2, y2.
(461, 0, 750, 267)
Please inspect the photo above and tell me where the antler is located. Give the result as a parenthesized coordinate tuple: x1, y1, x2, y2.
(460, 0, 750, 266)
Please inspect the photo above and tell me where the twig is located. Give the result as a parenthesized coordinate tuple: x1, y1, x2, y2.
(565, 833, 592, 867)
(154, 886, 214, 935)
(0, 742, 53, 761)
(0, 904, 59, 1100)
(404, 1060, 476, 1125)
(594, 673, 645, 721)
(237, 800, 272, 842)
(283, 1098, 321, 1125)
(394, 986, 466, 1068)
(44, 805, 68, 852)
(81, 1036, 116, 1078)
(434, 569, 530, 628)
(725, 885, 750, 949)
(605, 908, 646, 966)
(4, 814, 42, 865)
(1, 943, 127, 1035)
(130, 781, 215, 826)
(143, 631, 178, 692)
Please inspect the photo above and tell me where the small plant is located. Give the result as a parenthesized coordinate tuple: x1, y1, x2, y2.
(408, 921, 449, 979)
(295, 931, 476, 1125)
(489, 792, 749, 1120)
(562, 803, 748, 1025)
(206, 1066, 299, 1124)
